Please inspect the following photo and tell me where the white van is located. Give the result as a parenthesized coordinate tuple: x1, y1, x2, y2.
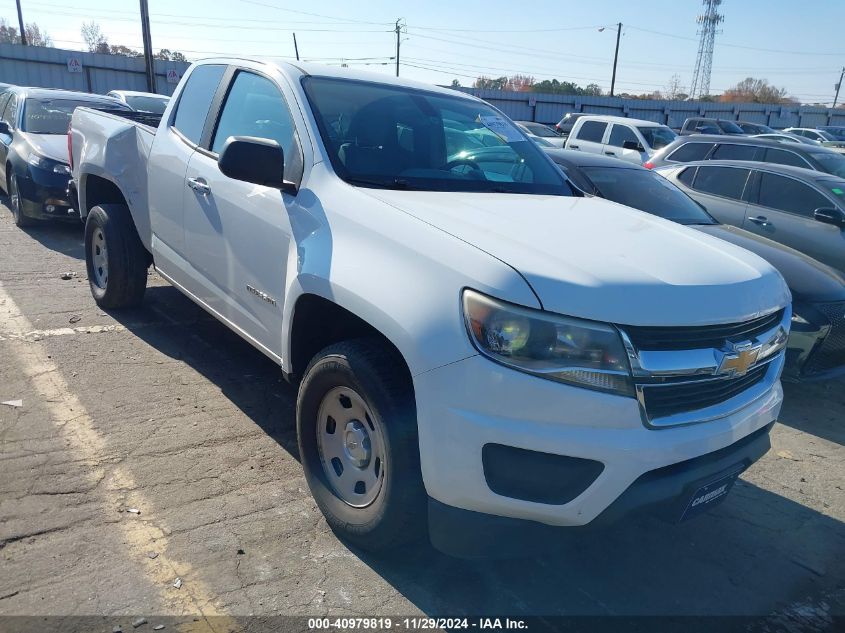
(565, 115, 677, 164)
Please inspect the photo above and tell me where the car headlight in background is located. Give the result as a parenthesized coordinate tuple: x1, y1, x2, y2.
(27, 153, 70, 175)
(462, 289, 634, 396)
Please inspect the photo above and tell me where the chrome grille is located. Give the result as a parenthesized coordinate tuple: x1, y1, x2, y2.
(619, 307, 789, 428)
(623, 309, 785, 351)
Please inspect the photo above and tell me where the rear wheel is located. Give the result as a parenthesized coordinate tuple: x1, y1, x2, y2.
(9, 173, 35, 228)
(84, 204, 148, 308)
(297, 339, 426, 552)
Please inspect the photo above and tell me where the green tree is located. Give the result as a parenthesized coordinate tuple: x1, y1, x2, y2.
(721, 77, 792, 104)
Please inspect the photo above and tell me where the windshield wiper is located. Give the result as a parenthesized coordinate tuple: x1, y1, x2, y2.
(345, 177, 420, 190)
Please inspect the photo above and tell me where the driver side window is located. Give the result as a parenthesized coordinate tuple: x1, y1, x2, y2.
(211, 71, 302, 182)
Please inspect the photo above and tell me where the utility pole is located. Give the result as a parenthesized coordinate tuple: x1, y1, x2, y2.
(609, 22, 621, 97)
(139, 0, 156, 93)
(293, 33, 300, 61)
(16, 0, 27, 45)
(834, 66, 844, 108)
(394, 19, 403, 77)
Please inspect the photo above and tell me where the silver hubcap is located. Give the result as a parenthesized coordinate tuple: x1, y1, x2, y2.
(91, 228, 108, 289)
(316, 387, 386, 508)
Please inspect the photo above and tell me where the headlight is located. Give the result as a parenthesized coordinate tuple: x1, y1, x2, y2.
(462, 289, 634, 396)
(27, 153, 70, 175)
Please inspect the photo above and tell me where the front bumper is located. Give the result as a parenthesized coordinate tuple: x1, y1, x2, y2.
(429, 421, 773, 557)
(15, 166, 78, 221)
(414, 353, 782, 532)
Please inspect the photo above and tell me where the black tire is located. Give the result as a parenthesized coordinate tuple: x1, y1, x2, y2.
(9, 173, 35, 228)
(297, 339, 427, 552)
(84, 204, 149, 309)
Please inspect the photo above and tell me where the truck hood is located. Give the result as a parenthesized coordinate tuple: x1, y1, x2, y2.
(364, 190, 791, 326)
(24, 133, 69, 164)
(694, 224, 845, 303)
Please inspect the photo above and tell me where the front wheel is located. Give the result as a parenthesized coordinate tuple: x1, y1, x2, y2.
(84, 204, 148, 308)
(297, 340, 426, 552)
(9, 173, 35, 228)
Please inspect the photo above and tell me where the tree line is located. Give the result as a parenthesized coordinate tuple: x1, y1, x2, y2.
(460, 72, 797, 105)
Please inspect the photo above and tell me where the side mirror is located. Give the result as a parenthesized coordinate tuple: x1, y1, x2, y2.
(622, 140, 645, 152)
(217, 136, 297, 194)
(0, 121, 10, 135)
(813, 207, 845, 228)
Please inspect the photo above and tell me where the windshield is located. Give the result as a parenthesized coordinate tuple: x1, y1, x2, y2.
(124, 95, 168, 114)
(582, 166, 717, 225)
(637, 126, 676, 150)
(717, 120, 744, 134)
(810, 152, 845, 178)
(22, 98, 130, 134)
(818, 179, 845, 201)
(521, 122, 558, 138)
(303, 77, 572, 195)
(820, 127, 845, 141)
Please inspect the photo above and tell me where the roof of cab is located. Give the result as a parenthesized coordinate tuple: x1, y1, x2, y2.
(573, 114, 667, 127)
(193, 57, 481, 102)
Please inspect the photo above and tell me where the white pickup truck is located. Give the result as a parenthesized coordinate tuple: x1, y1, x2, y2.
(70, 58, 791, 556)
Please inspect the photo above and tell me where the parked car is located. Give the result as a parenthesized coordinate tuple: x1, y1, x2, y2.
(546, 149, 845, 381)
(783, 127, 845, 154)
(736, 121, 775, 135)
(564, 115, 676, 164)
(106, 90, 170, 115)
(680, 117, 746, 136)
(818, 126, 845, 141)
(753, 132, 819, 146)
(0, 87, 130, 227)
(554, 112, 587, 136)
(655, 160, 845, 274)
(645, 134, 845, 178)
(70, 59, 791, 556)
(514, 121, 565, 147)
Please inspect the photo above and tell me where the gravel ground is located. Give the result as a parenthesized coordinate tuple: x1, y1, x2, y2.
(0, 201, 842, 631)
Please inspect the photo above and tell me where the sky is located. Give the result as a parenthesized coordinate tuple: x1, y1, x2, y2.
(1, 0, 843, 104)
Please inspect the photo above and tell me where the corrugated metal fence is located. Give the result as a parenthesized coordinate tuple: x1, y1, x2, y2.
(457, 88, 845, 130)
(0, 43, 190, 96)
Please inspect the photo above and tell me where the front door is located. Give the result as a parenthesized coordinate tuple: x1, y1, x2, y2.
(743, 171, 845, 271)
(182, 70, 304, 359)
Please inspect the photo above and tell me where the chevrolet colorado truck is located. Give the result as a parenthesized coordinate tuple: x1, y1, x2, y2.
(70, 59, 791, 556)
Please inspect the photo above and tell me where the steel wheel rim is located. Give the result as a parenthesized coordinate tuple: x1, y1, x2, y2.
(316, 386, 386, 508)
(91, 228, 109, 289)
(9, 176, 20, 218)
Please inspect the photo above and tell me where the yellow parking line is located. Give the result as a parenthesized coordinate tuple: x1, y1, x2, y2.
(0, 281, 236, 630)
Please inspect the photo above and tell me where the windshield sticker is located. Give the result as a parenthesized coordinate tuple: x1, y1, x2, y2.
(477, 115, 524, 143)
(832, 187, 844, 195)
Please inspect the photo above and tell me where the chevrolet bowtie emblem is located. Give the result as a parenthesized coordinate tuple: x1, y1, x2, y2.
(715, 341, 762, 377)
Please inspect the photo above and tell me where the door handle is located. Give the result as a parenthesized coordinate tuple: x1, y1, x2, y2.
(570, 145, 580, 149)
(605, 151, 616, 156)
(187, 177, 211, 195)
(748, 215, 770, 227)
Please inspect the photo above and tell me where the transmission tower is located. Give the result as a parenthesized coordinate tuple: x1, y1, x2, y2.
(689, 0, 724, 99)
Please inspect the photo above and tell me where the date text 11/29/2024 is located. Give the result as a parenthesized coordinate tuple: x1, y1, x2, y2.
(307, 618, 529, 630)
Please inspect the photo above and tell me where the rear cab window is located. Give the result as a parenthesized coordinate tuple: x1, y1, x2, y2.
(172, 64, 227, 145)
(575, 120, 608, 143)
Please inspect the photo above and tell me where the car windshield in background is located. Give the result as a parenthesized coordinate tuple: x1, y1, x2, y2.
(22, 98, 129, 134)
(810, 152, 845, 178)
(717, 121, 744, 134)
(638, 126, 676, 149)
(303, 77, 572, 195)
(583, 166, 717, 225)
(521, 122, 558, 138)
(125, 95, 168, 114)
